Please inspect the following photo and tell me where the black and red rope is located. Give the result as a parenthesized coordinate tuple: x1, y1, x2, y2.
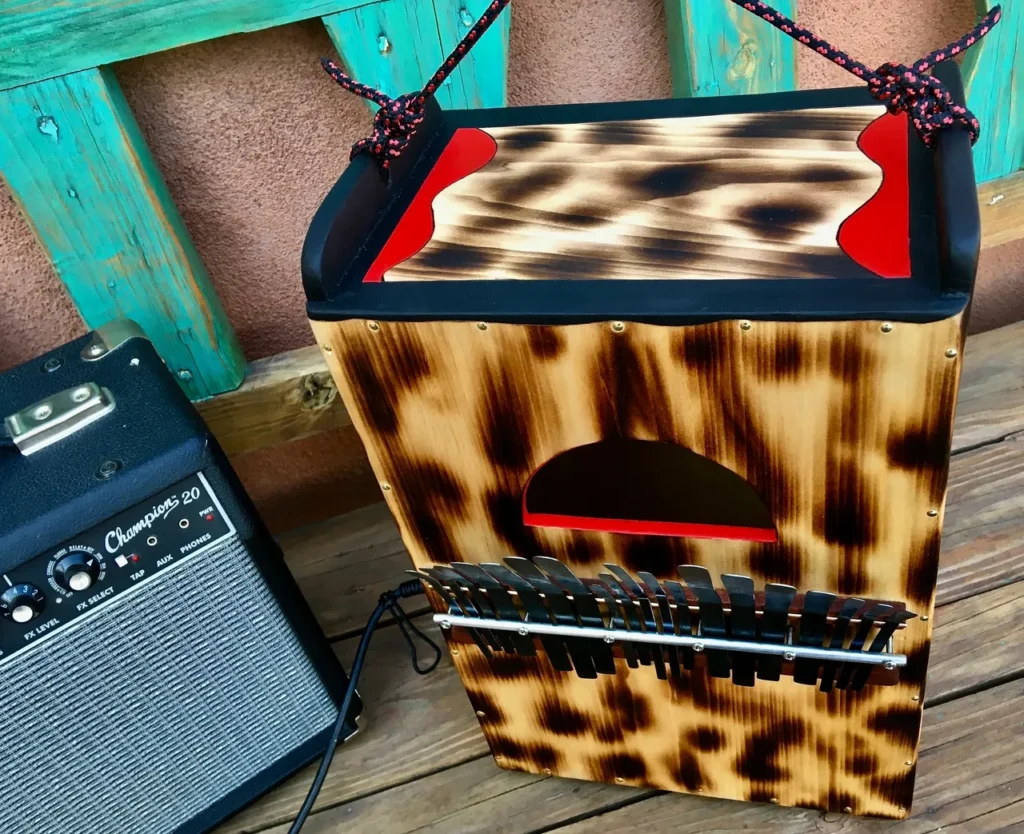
(325, 0, 1000, 174)
(730, 1, 1001, 147)
(322, 0, 511, 175)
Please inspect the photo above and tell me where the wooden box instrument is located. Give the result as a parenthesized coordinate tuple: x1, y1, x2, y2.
(301, 62, 980, 818)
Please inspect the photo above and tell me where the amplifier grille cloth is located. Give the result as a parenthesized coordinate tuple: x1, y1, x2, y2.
(0, 536, 336, 834)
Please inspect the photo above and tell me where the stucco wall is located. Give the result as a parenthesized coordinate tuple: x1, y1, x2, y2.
(2, 0, 1020, 530)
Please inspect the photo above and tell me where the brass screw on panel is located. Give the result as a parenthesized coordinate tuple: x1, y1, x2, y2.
(475, 710, 486, 718)
(921, 615, 929, 622)
(844, 806, 853, 814)
(477, 322, 488, 331)
(615, 777, 625, 784)
(740, 320, 752, 331)
(881, 322, 893, 333)
(927, 509, 939, 518)
(368, 321, 380, 332)
(543, 768, 552, 776)
(904, 761, 914, 767)
(945, 348, 958, 359)
(381, 483, 392, 492)
(611, 321, 625, 333)
(322, 344, 333, 353)
(696, 788, 704, 794)
(451, 649, 460, 656)
(770, 798, 779, 805)
(495, 755, 503, 762)
(911, 695, 920, 702)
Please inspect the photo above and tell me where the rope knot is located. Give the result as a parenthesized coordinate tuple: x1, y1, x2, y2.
(352, 92, 428, 172)
(869, 62, 978, 147)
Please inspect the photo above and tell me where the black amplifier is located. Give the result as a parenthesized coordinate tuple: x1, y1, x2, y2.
(0, 322, 359, 834)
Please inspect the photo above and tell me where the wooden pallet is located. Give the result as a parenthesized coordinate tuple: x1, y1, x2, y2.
(208, 319, 1024, 832)
(0, 0, 1021, 439)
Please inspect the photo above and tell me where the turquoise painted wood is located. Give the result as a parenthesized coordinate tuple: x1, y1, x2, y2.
(322, 0, 508, 113)
(0, 67, 245, 400)
(0, 0, 366, 92)
(663, 0, 797, 97)
(962, 0, 1022, 183)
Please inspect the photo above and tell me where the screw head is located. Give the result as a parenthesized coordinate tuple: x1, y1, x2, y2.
(770, 797, 779, 805)
(476, 322, 488, 331)
(42, 357, 63, 373)
(884, 661, 896, 671)
(844, 806, 853, 814)
(495, 754, 503, 762)
(783, 650, 796, 662)
(740, 320, 752, 331)
(367, 321, 380, 332)
(603, 634, 615, 644)
(693, 642, 705, 653)
(696, 788, 704, 794)
(72, 387, 91, 403)
(904, 760, 913, 767)
(86, 344, 105, 358)
(945, 348, 958, 359)
(921, 615, 929, 622)
(451, 648, 460, 656)
(880, 322, 893, 333)
(177, 368, 192, 381)
(611, 321, 625, 333)
(322, 344, 333, 353)
(96, 459, 122, 480)
(911, 695, 920, 702)
(615, 777, 624, 784)
(381, 482, 392, 492)
(440, 620, 452, 630)
(475, 710, 486, 718)
(377, 34, 392, 55)
(542, 767, 552, 775)
(518, 626, 529, 637)
(927, 509, 939, 518)
(32, 404, 53, 421)
(129, 358, 140, 367)
(459, 7, 474, 26)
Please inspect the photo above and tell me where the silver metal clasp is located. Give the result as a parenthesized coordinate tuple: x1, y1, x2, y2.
(3, 383, 115, 455)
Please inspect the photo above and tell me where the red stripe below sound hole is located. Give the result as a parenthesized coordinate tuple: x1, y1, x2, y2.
(523, 511, 779, 542)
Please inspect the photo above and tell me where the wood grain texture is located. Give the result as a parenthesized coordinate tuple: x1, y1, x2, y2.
(383, 106, 887, 282)
(961, 0, 1023, 183)
(323, 0, 508, 114)
(196, 345, 349, 455)
(0, 67, 244, 399)
(978, 171, 1024, 250)
(0, 0, 365, 92)
(663, 0, 797, 98)
(313, 314, 967, 816)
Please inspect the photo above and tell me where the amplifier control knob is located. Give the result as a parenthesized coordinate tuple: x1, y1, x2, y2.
(54, 551, 101, 593)
(0, 585, 45, 624)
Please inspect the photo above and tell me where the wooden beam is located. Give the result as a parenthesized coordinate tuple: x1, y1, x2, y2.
(0, 0, 368, 92)
(962, 0, 1023, 183)
(979, 171, 1024, 250)
(662, 0, 797, 97)
(196, 345, 350, 456)
(322, 0, 509, 114)
(0, 67, 245, 399)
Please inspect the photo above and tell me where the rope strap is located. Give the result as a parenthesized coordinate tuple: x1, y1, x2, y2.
(322, 0, 511, 175)
(731, 1, 1001, 146)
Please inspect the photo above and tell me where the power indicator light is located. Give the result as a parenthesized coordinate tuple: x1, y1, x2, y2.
(205, 513, 214, 522)
(130, 554, 140, 563)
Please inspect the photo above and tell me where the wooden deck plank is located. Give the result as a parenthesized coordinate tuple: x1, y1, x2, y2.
(952, 320, 1024, 452)
(219, 568, 1024, 833)
(978, 172, 1024, 250)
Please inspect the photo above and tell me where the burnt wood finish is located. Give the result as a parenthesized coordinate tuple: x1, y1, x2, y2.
(310, 313, 966, 818)
(385, 105, 885, 283)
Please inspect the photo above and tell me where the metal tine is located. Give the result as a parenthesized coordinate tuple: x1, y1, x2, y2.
(758, 583, 796, 681)
(835, 603, 894, 690)
(505, 557, 597, 679)
(450, 563, 536, 657)
(792, 591, 836, 685)
(678, 565, 731, 679)
(599, 573, 652, 665)
(428, 566, 506, 653)
(441, 564, 518, 654)
(637, 572, 681, 679)
(721, 574, 757, 687)
(587, 580, 639, 668)
(848, 609, 917, 692)
(409, 570, 491, 658)
(819, 597, 865, 693)
(534, 557, 616, 675)
(663, 581, 696, 670)
(480, 563, 572, 672)
(606, 564, 667, 680)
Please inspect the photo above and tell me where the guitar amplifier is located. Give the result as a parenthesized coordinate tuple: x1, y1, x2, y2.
(0, 322, 359, 834)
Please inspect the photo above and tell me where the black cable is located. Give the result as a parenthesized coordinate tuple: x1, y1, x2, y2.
(288, 579, 439, 834)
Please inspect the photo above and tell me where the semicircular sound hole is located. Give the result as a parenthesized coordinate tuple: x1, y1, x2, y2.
(522, 438, 777, 542)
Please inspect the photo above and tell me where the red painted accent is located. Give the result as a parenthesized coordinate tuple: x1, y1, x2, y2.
(523, 510, 778, 543)
(363, 128, 497, 282)
(837, 111, 911, 279)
